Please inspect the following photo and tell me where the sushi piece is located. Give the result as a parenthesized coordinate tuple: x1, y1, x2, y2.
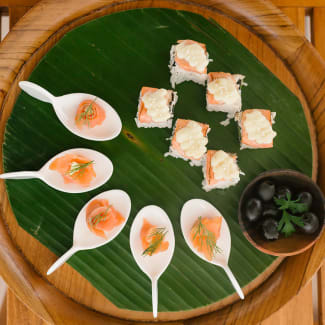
(49, 154, 96, 187)
(190, 216, 222, 261)
(202, 150, 241, 191)
(75, 98, 106, 130)
(169, 40, 211, 88)
(86, 199, 125, 239)
(235, 109, 277, 149)
(206, 72, 246, 120)
(166, 119, 210, 166)
(135, 87, 178, 128)
(141, 218, 169, 256)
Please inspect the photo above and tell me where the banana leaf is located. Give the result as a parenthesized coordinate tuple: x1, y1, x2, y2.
(3, 8, 313, 312)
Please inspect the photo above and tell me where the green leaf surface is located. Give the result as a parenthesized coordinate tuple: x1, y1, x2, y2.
(3, 9, 313, 312)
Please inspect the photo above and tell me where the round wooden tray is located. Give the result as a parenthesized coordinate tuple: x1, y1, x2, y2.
(0, 0, 324, 324)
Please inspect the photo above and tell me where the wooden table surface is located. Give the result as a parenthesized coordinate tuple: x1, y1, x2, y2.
(1, 0, 324, 324)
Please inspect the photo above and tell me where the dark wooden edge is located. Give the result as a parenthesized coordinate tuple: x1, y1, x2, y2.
(0, 0, 324, 324)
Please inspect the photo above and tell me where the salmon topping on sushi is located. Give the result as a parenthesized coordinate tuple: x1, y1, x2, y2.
(171, 119, 209, 161)
(141, 218, 169, 256)
(206, 72, 239, 105)
(75, 98, 106, 130)
(86, 199, 125, 239)
(170, 39, 210, 88)
(174, 40, 209, 74)
(206, 150, 239, 186)
(136, 87, 177, 127)
(49, 154, 96, 187)
(240, 109, 276, 148)
(190, 216, 222, 261)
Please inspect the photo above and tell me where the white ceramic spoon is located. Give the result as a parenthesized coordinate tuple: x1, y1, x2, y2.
(19, 81, 122, 141)
(180, 199, 244, 300)
(0, 148, 113, 193)
(47, 189, 131, 275)
(130, 206, 175, 319)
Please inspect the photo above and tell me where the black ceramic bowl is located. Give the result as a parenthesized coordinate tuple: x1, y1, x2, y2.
(238, 169, 325, 256)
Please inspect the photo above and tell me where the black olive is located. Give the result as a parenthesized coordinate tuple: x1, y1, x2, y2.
(262, 218, 279, 240)
(275, 186, 292, 200)
(262, 202, 280, 219)
(245, 198, 263, 222)
(300, 212, 319, 235)
(297, 192, 313, 211)
(258, 181, 275, 202)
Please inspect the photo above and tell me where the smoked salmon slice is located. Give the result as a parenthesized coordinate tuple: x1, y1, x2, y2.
(171, 119, 209, 161)
(75, 98, 106, 130)
(49, 154, 96, 187)
(141, 218, 169, 256)
(86, 199, 125, 239)
(240, 109, 275, 148)
(174, 40, 208, 74)
(190, 216, 222, 261)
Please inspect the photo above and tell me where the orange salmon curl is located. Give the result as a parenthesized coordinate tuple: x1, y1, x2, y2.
(75, 99, 106, 130)
(86, 199, 125, 239)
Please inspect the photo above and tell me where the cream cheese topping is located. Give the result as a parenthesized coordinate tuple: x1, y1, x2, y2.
(243, 110, 276, 144)
(142, 89, 171, 122)
(175, 121, 208, 159)
(207, 77, 239, 104)
(175, 42, 209, 73)
(211, 151, 239, 180)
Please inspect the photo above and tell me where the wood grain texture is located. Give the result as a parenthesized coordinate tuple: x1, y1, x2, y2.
(6, 289, 46, 325)
(260, 282, 314, 325)
(318, 265, 325, 325)
(0, 0, 323, 324)
(281, 7, 305, 34)
(8, 6, 31, 29)
(272, 0, 325, 7)
(313, 8, 325, 61)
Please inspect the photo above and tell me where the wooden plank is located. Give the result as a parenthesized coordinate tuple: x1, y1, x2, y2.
(272, 0, 325, 7)
(313, 8, 325, 61)
(318, 265, 325, 325)
(0, 293, 6, 325)
(8, 6, 31, 29)
(281, 7, 305, 34)
(260, 282, 314, 325)
(6, 289, 47, 325)
(1, 0, 39, 6)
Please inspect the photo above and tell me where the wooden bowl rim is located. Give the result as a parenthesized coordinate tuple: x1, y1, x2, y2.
(238, 169, 325, 256)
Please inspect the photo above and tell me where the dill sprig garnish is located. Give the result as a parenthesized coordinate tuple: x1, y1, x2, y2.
(66, 160, 94, 178)
(142, 227, 168, 256)
(192, 217, 222, 259)
(90, 205, 112, 227)
(78, 97, 97, 127)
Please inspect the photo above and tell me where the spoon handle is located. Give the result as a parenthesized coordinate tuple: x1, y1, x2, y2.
(47, 247, 78, 276)
(0, 171, 40, 180)
(151, 278, 158, 318)
(19, 81, 55, 103)
(223, 265, 244, 300)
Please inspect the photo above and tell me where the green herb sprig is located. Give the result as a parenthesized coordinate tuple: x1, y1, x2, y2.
(78, 97, 97, 127)
(90, 206, 111, 227)
(66, 160, 94, 178)
(192, 217, 222, 259)
(142, 227, 168, 256)
(274, 193, 307, 237)
(274, 192, 308, 214)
